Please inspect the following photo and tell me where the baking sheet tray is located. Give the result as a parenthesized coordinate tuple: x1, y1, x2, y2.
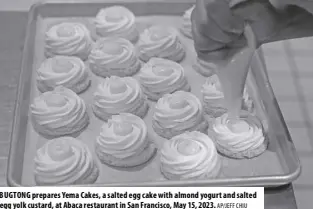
(7, 0, 301, 187)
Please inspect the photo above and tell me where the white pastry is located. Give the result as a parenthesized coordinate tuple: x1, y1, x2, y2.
(209, 111, 268, 159)
(137, 25, 185, 62)
(45, 22, 93, 60)
(34, 137, 99, 185)
(160, 131, 221, 180)
(31, 86, 89, 138)
(152, 91, 208, 139)
(94, 6, 139, 42)
(93, 76, 149, 121)
(36, 56, 90, 94)
(201, 75, 254, 118)
(137, 57, 190, 101)
(192, 57, 217, 77)
(95, 113, 156, 167)
(89, 37, 141, 77)
(180, 5, 195, 39)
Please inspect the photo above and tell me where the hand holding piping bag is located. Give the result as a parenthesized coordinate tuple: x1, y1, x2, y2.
(191, 0, 313, 61)
(191, 0, 258, 119)
(191, 0, 313, 119)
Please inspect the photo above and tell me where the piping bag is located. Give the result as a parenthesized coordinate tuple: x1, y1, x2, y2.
(215, 24, 257, 120)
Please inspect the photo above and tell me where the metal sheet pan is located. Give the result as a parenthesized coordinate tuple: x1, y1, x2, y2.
(7, 0, 301, 187)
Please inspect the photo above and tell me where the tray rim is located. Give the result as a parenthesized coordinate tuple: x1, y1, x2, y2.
(7, 0, 301, 187)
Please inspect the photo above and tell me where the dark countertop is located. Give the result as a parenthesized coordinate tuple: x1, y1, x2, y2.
(0, 11, 298, 209)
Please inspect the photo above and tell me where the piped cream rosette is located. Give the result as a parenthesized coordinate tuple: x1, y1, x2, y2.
(34, 137, 99, 185)
(93, 76, 149, 121)
(208, 111, 268, 159)
(94, 6, 139, 43)
(36, 56, 90, 94)
(45, 22, 93, 60)
(137, 57, 191, 101)
(95, 113, 156, 167)
(152, 91, 208, 139)
(160, 131, 221, 180)
(89, 37, 141, 77)
(201, 75, 255, 118)
(30, 86, 89, 138)
(180, 5, 195, 39)
(137, 25, 185, 62)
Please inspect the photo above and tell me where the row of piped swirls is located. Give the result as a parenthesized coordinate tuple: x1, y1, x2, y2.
(31, 85, 267, 185)
(45, 19, 186, 67)
(33, 113, 155, 186)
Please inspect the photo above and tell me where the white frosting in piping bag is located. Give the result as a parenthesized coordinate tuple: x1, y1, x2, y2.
(201, 74, 253, 114)
(216, 25, 257, 119)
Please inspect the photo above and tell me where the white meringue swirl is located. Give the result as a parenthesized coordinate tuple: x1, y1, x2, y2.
(202, 75, 224, 101)
(31, 86, 87, 130)
(138, 57, 189, 99)
(161, 131, 220, 180)
(201, 75, 253, 115)
(180, 5, 195, 39)
(153, 91, 203, 131)
(45, 22, 93, 60)
(93, 76, 146, 119)
(212, 112, 265, 153)
(89, 37, 140, 77)
(96, 113, 148, 159)
(137, 25, 185, 62)
(36, 56, 89, 93)
(34, 137, 98, 185)
(94, 6, 138, 42)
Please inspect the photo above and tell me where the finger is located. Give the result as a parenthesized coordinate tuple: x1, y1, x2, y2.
(228, 34, 246, 48)
(193, 24, 246, 60)
(243, 24, 257, 50)
(193, 0, 236, 44)
(197, 47, 230, 61)
(191, 13, 226, 52)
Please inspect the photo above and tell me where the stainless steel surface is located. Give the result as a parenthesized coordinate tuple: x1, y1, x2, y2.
(7, 0, 301, 187)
